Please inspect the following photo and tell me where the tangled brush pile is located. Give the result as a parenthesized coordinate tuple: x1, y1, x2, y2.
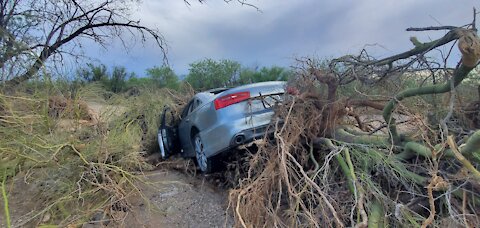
(229, 27, 480, 227)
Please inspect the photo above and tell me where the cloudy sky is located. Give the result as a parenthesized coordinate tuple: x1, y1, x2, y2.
(82, 0, 479, 76)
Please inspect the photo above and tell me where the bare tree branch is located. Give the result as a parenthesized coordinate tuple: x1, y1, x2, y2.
(0, 0, 167, 87)
(406, 26, 457, 31)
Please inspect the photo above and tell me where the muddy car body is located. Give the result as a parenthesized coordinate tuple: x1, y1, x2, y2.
(159, 81, 286, 172)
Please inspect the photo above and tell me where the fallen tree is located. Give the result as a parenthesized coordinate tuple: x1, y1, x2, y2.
(229, 13, 480, 227)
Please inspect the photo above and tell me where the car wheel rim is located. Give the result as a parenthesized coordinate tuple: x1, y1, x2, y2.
(194, 136, 207, 171)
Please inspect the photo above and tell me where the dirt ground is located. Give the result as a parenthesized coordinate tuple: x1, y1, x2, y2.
(1, 168, 233, 228)
(91, 169, 233, 228)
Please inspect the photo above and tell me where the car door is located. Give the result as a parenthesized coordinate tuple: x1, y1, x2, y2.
(178, 99, 197, 157)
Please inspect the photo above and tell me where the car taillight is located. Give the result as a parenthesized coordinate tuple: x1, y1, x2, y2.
(214, 91, 250, 110)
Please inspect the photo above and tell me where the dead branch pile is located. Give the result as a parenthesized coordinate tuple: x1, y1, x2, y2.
(229, 19, 480, 227)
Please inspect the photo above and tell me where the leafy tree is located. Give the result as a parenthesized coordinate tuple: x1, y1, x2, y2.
(239, 66, 292, 84)
(126, 77, 153, 89)
(108, 66, 128, 93)
(186, 59, 241, 90)
(77, 64, 108, 83)
(146, 66, 179, 89)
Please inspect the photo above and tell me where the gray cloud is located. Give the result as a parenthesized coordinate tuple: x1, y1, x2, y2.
(81, 0, 479, 76)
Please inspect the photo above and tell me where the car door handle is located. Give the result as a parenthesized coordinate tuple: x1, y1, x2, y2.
(185, 119, 190, 122)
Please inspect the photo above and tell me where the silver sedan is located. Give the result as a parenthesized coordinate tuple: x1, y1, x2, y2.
(158, 81, 286, 172)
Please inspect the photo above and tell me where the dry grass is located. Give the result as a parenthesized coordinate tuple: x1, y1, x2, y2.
(0, 83, 182, 226)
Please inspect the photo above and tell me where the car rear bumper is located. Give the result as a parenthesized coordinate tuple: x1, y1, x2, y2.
(205, 123, 275, 158)
(201, 116, 278, 158)
(229, 124, 274, 146)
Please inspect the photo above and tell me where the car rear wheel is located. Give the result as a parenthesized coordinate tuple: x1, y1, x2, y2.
(193, 134, 213, 173)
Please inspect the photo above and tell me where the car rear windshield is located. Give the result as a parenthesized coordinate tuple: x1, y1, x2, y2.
(207, 88, 230, 94)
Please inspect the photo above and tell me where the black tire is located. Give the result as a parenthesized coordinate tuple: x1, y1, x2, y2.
(193, 134, 213, 173)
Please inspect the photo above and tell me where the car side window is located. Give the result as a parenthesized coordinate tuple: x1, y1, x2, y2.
(194, 99, 202, 110)
(181, 100, 193, 118)
(189, 99, 199, 113)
